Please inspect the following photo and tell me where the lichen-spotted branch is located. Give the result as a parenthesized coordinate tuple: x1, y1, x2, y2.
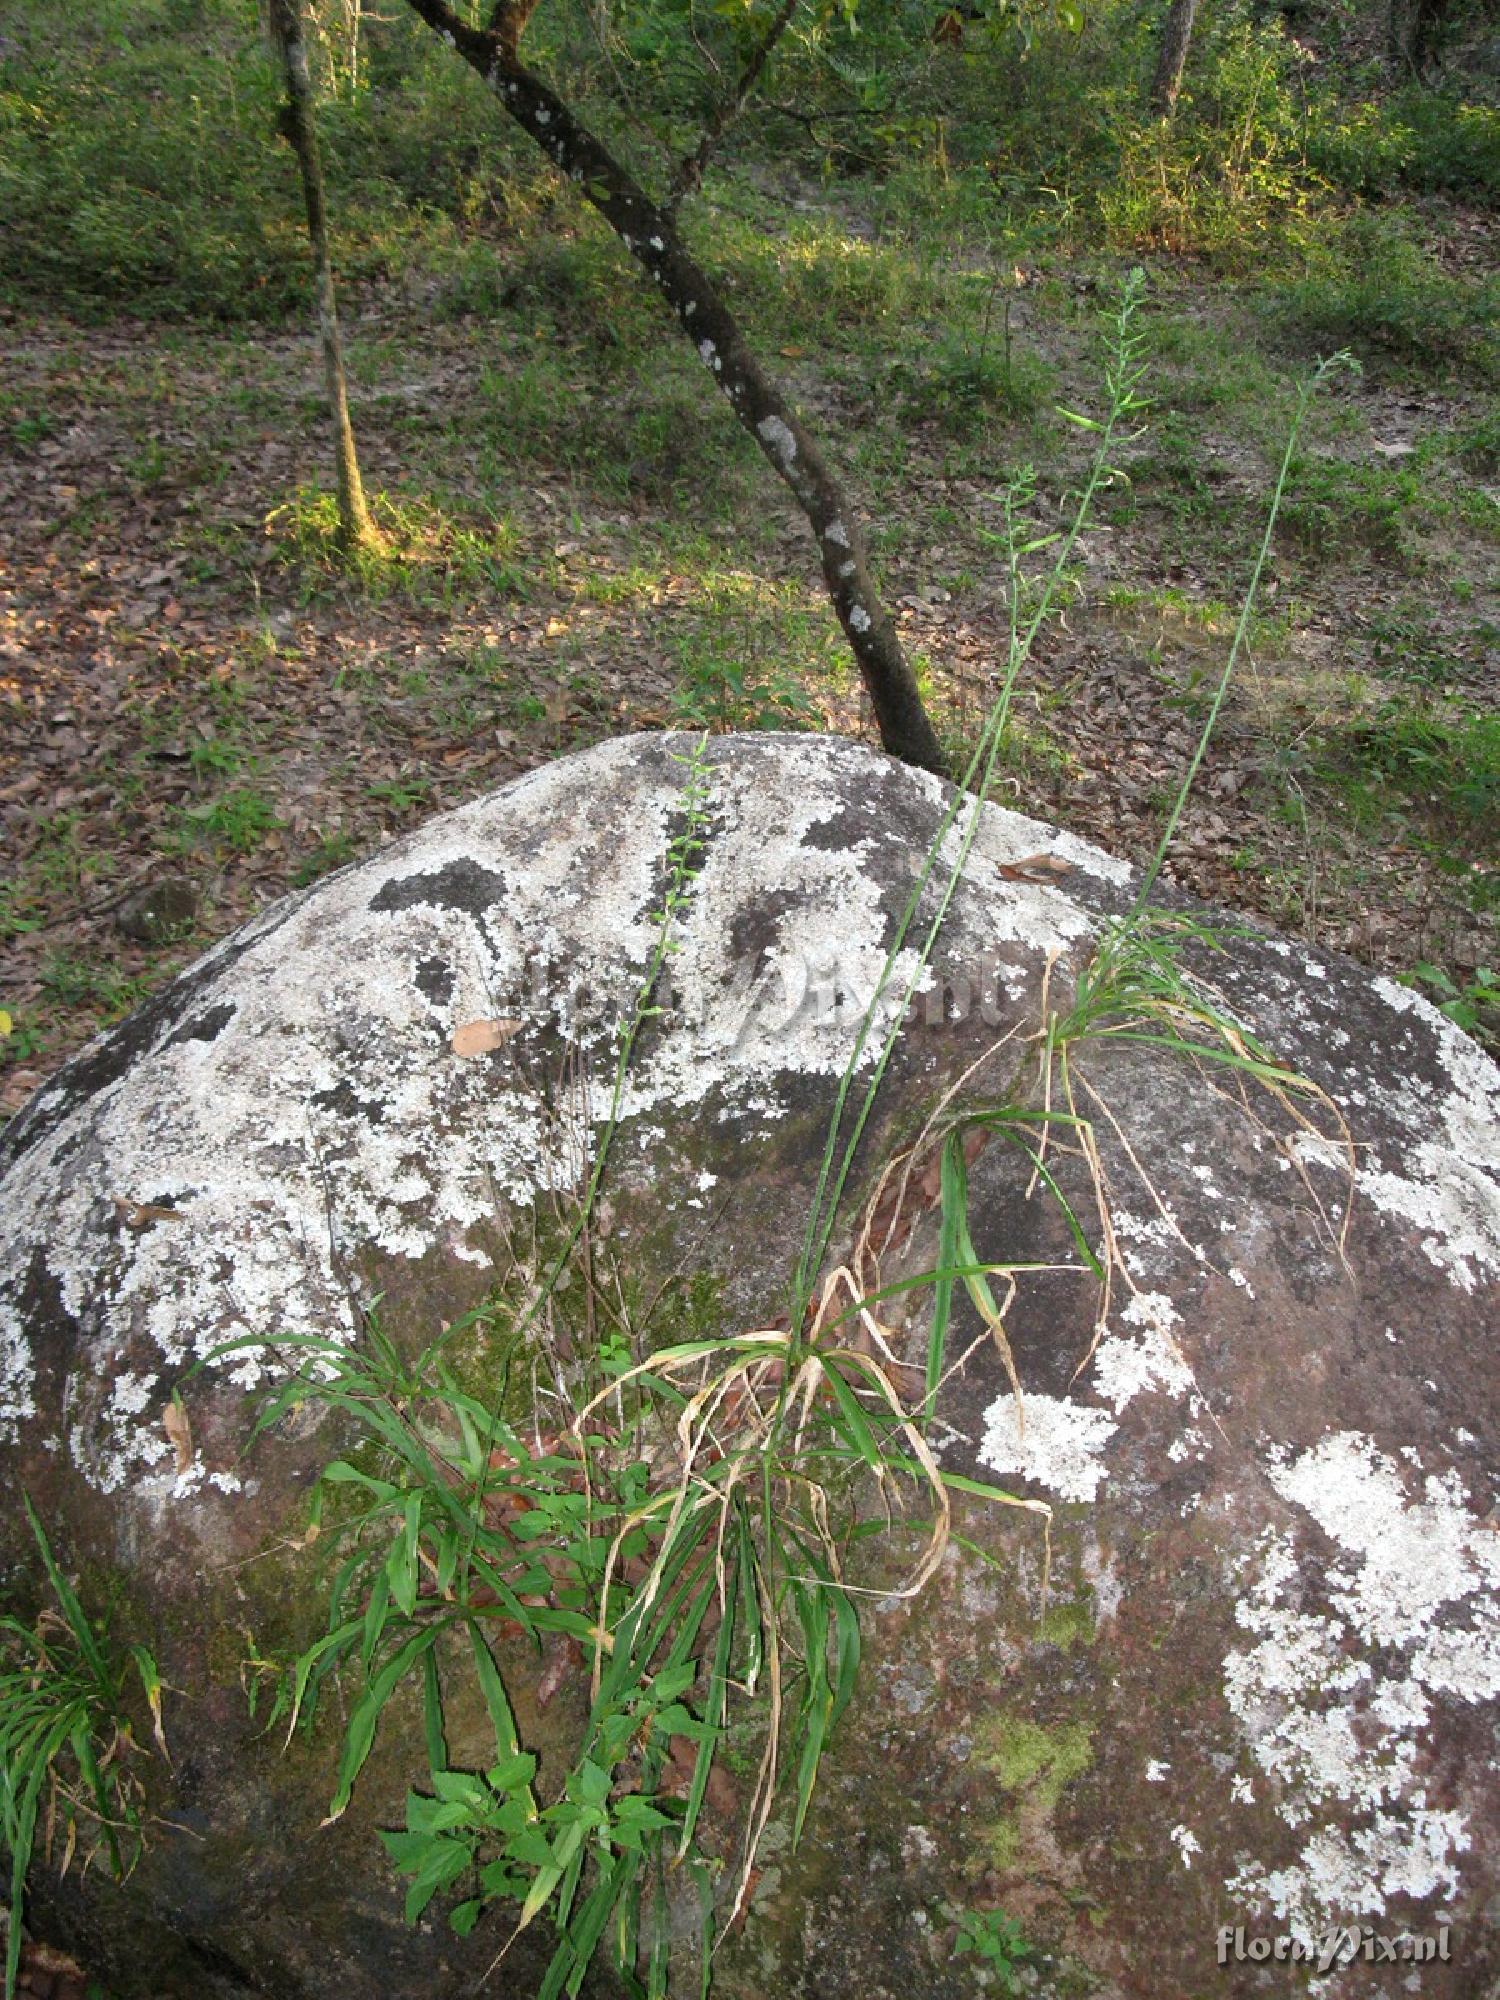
(399, 0, 949, 778)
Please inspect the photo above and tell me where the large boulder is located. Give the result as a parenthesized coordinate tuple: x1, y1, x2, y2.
(0, 732, 1496, 1999)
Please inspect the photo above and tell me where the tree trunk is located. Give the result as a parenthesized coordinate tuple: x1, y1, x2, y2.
(1388, 0, 1449, 76)
(403, 0, 949, 778)
(267, 0, 379, 554)
(1149, 0, 1199, 115)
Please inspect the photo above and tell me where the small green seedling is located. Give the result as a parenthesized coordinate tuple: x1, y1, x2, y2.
(1405, 962, 1500, 1047)
(955, 1907, 1033, 1991)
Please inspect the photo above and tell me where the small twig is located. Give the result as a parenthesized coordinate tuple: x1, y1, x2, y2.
(664, 0, 802, 217)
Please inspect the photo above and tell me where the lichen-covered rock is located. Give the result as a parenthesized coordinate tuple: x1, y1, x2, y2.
(0, 732, 1496, 1999)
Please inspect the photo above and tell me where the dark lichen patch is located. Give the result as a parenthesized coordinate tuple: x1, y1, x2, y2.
(309, 1078, 387, 1123)
(167, 1001, 237, 1048)
(2, 962, 229, 1171)
(4, 1245, 80, 1438)
(725, 888, 802, 972)
(368, 857, 508, 918)
(413, 955, 454, 1005)
(798, 798, 886, 852)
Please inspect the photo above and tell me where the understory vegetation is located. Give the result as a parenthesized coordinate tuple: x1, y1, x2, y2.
(2, 0, 1497, 1089)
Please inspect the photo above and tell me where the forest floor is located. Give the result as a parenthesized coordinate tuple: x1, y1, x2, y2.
(2, 182, 1497, 1118)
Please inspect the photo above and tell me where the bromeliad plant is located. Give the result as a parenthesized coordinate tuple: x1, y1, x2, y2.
(213, 286, 1357, 1996)
(0, 1500, 165, 2000)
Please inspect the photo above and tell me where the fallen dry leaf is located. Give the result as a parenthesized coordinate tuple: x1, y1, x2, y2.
(997, 852, 1074, 881)
(163, 1394, 193, 1475)
(451, 1017, 521, 1056)
(113, 1197, 182, 1230)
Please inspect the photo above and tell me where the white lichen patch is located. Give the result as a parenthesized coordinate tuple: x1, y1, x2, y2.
(0, 1304, 36, 1435)
(1287, 977, 1500, 1294)
(977, 1393, 1116, 1503)
(1108, 1207, 1182, 1281)
(755, 414, 797, 469)
(1224, 1431, 1500, 1941)
(1092, 1291, 1194, 1412)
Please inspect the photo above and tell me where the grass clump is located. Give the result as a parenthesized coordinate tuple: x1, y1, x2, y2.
(0, 1501, 165, 2000)
(1268, 210, 1500, 376)
(267, 487, 533, 606)
(1310, 699, 1500, 832)
(892, 280, 1055, 434)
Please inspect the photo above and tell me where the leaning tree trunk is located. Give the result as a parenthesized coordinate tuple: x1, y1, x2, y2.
(267, 0, 379, 554)
(400, 0, 948, 778)
(1149, 0, 1199, 114)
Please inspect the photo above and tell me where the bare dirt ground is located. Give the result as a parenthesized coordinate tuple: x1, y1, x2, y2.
(2, 269, 1496, 1120)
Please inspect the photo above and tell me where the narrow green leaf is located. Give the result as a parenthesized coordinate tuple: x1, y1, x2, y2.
(821, 1363, 883, 1473)
(421, 1644, 446, 1774)
(467, 1619, 523, 1768)
(678, 1556, 736, 1857)
(828, 1585, 861, 1727)
(386, 1492, 423, 1620)
(325, 1625, 441, 1823)
(361, 1570, 392, 1670)
(22, 1498, 108, 1688)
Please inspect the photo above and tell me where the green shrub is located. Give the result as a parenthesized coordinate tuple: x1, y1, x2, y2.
(0, 0, 302, 317)
(0, 0, 545, 318)
(1267, 209, 1499, 374)
(1313, 700, 1500, 829)
(1101, 17, 1323, 259)
(1306, 85, 1500, 202)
